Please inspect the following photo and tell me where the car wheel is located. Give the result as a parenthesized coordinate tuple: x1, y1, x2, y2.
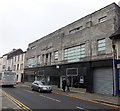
(38, 88, 41, 93)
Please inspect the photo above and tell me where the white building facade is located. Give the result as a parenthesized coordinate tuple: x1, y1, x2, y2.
(0, 49, 26, 82)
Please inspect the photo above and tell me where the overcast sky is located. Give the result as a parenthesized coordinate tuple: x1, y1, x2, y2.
(0, 0, 120, 57)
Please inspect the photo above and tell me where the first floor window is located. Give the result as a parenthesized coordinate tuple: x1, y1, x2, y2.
(37, 55, 41, 64)
(17, 64, 19, 70)
(20, 64, 23, 70)
(64, 44, 85, 62)
(54, 51, 58, 60)
(97, 39, 106, 52)
(27, 57, 35, 67)
(14, 65, 16, 71)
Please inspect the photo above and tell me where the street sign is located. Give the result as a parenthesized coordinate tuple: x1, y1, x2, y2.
(66, 68, 78, 76)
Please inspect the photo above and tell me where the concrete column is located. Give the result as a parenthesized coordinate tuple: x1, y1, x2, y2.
(44, 55, 46, 65)
(48, 53, 50, 64)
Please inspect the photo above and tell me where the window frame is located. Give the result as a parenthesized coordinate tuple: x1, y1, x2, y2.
(97, 38, 106, 53)
(64, 44, 85, 63)
(54, 51, 59, 60)
(27, 57, 35, 67)
(99, 16, 107, 23)
(37, 55, 42, 64)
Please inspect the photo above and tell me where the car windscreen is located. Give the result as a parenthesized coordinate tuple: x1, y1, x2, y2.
(38, 81, 48, 85)
(4, 72, 16, 76)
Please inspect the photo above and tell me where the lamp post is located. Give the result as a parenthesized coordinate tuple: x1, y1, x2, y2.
(56, 65, 59, 69)
(56, 65, 60, 88)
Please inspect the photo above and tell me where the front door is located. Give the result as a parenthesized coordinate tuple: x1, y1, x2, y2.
(60, 76, 66, 88)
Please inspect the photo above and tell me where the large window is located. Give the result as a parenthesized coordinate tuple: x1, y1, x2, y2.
(14, 56, 16, 62)
(54, 51, 58, 60)
(64, 44, 85, 62)
(37, 55, 41, 64)
(97, 39, 106, 52)
(21, 54, 23, 61)
(27, 57, 35, 67)
(17, 64, 19, 70)
(14, 65, 16, 71)
(20, 64, 23, 70)
(18, 55, 20, 61)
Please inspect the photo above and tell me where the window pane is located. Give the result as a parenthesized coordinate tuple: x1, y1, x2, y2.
(64, 44, 85, 63)
(99, 16, 107, 23)
(98, 47, 106, 51)
(27, 57, 35, 67)
(97, 39, 106, 52)
(54, 51, 58, 60)
(98, 43, 105, 47)
(37, 55, 41, 64)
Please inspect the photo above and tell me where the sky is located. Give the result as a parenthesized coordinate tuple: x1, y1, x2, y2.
(0, 0, 120, 57)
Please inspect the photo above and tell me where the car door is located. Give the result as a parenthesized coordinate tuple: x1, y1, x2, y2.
(35, 81, 39, 90)
(33, 82, 38, 90)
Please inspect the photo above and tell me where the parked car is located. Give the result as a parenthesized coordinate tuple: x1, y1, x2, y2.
(31, 81, 52, 93)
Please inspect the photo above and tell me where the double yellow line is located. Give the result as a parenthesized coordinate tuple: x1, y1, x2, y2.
(0, 89, 32, 111)
(53, 91, 120, 109)
(18, 84, 120, 109)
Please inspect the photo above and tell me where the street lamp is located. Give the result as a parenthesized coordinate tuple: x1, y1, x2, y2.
(56, 65, 59, 69)
(56, 65, 60, 88)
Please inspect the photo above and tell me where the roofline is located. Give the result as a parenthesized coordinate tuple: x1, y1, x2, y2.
(110, 35, 120, 39)
(29, 2, 118, 46)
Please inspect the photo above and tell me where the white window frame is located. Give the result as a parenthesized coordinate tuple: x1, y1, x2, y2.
(99, 16, 107, 23)
(97, 39, 106, 52)
(64, 44, 85, 63)
(27, 57, 35, 67)
(37, 55, 41, 64)
(54, 51, 58, 60)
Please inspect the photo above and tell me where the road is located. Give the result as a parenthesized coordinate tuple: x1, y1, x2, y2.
(1, 85, 119, 111)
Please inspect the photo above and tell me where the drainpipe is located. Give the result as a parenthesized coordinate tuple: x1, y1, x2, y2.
(112, 43, 117, 96)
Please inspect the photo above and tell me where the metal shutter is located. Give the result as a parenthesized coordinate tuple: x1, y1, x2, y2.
(93, 67, 113, 95)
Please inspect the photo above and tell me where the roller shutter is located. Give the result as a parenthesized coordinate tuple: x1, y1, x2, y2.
(93, 67, 113, 95)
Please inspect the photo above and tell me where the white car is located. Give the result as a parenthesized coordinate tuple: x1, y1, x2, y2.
(31, 81, 52, 93)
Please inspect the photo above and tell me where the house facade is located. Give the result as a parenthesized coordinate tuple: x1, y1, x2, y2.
(0, 54, 7, 71)
(110, 27, 120, 95)
(12, 52, 26, 82)
(24, 3, 120, 95)
(0, 49, 26, 82)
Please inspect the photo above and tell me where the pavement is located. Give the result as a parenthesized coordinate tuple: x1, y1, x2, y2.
(0, 83, 120, 110)
(0, 87, 21, 111)
(53, 86, 119, 106)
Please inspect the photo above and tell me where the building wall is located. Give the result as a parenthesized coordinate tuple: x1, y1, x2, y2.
(25, 3, 118, 68)
(24, 3, 120, 94)
(0, 55, 7, 71)
(0, 49, 25, 82)
(115, 39, 120, 59)
(6, 58, 13, 71)
(13, 52, 26, 82)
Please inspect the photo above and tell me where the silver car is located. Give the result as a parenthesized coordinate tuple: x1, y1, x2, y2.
(31, 81, 52, 93)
